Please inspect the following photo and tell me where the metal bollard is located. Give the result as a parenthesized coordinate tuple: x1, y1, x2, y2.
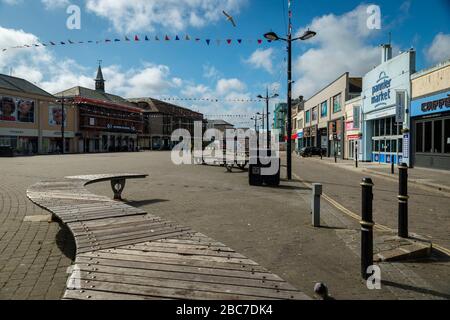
(355, 145, 358, 168)
(360, 178, 374, 280)
(311, 183, 322, 227)
(398, 163, 409, 238)
(391, 159, 395, 174)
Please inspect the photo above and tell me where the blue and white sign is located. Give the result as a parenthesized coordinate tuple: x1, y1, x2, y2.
(411, 90, 450, 117)
(362, 52, 413, 115)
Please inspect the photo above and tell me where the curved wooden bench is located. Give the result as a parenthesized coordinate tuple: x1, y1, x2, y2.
(27, 174, 310, 300)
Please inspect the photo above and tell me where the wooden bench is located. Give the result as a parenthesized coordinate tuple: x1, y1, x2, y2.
(27, 174, 310, 300)
(65, 173, 148, 200)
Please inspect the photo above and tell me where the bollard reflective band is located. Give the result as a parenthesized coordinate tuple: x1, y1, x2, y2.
(360, 220, 375, 227)
(360, 182, 374, 187)
(397, 195, 409, 200)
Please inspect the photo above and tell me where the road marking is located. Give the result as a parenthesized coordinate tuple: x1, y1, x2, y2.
(292, 172, 450, 256)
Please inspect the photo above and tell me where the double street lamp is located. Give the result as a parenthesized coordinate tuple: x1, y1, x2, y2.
(264, 29, 316, 180)
(257, 88, 278, 149)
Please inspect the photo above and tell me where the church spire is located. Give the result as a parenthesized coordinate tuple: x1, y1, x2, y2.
(95, 60, 105, 92)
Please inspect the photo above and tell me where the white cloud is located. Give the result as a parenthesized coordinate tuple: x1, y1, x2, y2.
(41, 0, 70, 10)
(216, 78, 246, 95)
(245, 48, 274, 73)
(292, 5, 381, 98)
(85, 0, 247, 33)
(425, 33, 450, 64)
(1, 0, 22, 5)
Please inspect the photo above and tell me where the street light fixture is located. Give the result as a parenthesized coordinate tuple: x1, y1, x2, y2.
(258, 89, 279, 149)
(264, 27, 316, 180)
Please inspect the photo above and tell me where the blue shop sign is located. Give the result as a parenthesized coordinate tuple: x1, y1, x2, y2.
(411, 91, 450, 117)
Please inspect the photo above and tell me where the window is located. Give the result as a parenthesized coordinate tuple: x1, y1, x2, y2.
(374, 120, 379, 137)
(353, 106, 360, 129)
(445, 119, 450, 154)
(374, 140, 379, 152)
(305, 110, 310, 123)
(298, 119, 303, 129)
(380, 119, 385, 136)
(416, 122, 423, 152)
(434, 120, 442, 153)
(424, 121, 432, 152)
(386, 117, 391, 136)
(332, 94, 342, 113)
(391, 140, 397, 153)
(321, 101, 327, 118)
(312, 107, 318, 121)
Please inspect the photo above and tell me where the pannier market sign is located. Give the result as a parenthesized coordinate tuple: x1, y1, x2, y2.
(371, 71, 392, 108)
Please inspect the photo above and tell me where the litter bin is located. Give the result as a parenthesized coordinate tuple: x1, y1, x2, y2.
(248, 148, 280, 186)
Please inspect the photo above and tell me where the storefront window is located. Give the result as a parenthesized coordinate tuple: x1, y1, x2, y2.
(380, 140, 386, 152)
(391, 140, 397, 153)
(445, 119, 450, 154)
(380, 119, 385, 136)
(305, 110, 310, 123)
(386, 117, 391, 135)
(386, 140, 391, 153)
(374, 140, 379, 152)
(434, 120, 442, 153)
(424, 121, 432, 152)
(374, 120, 379, 137)
(416, 122, 423, 152)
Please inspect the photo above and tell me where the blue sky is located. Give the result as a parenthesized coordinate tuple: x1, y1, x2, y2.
(0, 0, 449, 127)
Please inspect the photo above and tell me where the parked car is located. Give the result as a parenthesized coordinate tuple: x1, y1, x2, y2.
(299, 147, 326, 157)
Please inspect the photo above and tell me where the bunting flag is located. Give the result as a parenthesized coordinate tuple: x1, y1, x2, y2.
(152, 96, 278, 103)
(1, 34, 270, 53)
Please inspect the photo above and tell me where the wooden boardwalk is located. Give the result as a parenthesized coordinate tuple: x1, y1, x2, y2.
(27, 174, 310, 300)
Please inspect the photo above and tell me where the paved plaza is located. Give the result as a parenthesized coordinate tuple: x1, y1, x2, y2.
(0, 151, 449, 300)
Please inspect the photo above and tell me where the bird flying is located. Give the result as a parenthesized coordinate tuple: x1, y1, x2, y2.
(223, 11, 236, 27)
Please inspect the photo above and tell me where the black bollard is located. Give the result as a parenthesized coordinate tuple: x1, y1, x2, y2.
(360, 178, 374, 280)
(355, 145, 358, 168)
(391, 158, 394, 174)
(398, 163, 409, 238)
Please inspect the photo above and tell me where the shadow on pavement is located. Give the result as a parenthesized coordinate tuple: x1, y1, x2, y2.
(55, 221, 76, 261)
(381, 280, 450, 299)
(126, 199, 169, 207)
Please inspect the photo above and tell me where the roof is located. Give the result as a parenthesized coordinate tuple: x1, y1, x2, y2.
(0, 73, 54, 98)
(128, 97, 203, 118)
(55, 86, 139, 111)
(206, 119, 234, 127)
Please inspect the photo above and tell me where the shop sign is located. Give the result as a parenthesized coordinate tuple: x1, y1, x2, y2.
(371, 71, 392, 109)
(411, 91, 450, 117)
(402, 133, 409, 165)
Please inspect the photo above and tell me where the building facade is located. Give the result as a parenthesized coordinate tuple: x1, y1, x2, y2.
(0, 73, 77, 155)
(273, 103, 287, 143)
(303, 72, 362, 158)
(361, 46, 415, 165)
(130, 98, 203, 150)
(56, 65, 143, 153)
(410, 60, 450, 170)
(344, 96, 362, 160)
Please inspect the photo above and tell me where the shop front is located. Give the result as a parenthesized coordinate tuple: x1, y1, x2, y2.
(328, 119, 344, 158)
(297, 129, 304, 151)
(411, 91, 450, 170)
(0, 128, 38, 155)
(361, 49, 414, 165)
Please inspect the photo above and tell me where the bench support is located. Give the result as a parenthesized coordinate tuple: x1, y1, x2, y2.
(111, 179, 126, 200)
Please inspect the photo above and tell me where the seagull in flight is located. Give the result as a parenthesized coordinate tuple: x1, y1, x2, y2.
(223, 11, 236, 27)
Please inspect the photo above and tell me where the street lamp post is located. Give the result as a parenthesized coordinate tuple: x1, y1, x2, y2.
(258, 88, 278, 150)
(264, 29, 316, 180)
(61, 95, 65, 155)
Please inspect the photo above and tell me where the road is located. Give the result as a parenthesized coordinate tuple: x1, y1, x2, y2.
(292, 155, 450, 251)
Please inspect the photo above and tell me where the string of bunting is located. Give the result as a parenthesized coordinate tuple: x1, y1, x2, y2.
(1, 34, 274, 53)
(156, 97, 275, 103)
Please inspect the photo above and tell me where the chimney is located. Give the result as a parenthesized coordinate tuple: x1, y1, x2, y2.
(381, 44, 392, 63)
